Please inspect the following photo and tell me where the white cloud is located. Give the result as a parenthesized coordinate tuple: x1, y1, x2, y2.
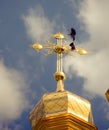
(0, 59, 29, 122)
(22, 5, 56, 42)
(64, 0, 109, 98)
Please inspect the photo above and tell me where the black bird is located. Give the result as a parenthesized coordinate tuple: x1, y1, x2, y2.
(70, 42, 76, 50)
(68, 28, 76, 50)
(69, 28, 76, 41)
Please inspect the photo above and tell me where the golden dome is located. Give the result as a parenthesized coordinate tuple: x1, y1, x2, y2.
(29, 90, 94, 128)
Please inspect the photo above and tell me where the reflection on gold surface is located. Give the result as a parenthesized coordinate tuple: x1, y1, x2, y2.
(53, 32, 64, 39)
(75, 47, 88, 55)
(31, 113, 97, 130)
(29, 90, 95, 129)
(29, 32, 97, 130)
(31, 42, 43, 51)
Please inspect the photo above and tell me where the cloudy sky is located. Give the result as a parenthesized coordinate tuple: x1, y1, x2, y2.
(0, 0, 109, 130)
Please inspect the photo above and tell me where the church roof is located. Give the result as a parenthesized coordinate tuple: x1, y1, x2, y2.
(29, 90, 94, 127)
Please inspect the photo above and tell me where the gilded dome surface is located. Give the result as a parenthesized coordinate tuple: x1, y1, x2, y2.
(29, 90, 93, 127)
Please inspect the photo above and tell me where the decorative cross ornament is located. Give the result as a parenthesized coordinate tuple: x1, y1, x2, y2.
(31, 32, 88, 92)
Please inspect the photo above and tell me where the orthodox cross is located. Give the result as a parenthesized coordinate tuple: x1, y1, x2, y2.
(31, 32, 88, 92)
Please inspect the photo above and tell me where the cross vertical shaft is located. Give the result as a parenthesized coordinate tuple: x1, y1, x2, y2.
(53, 33, 66, 92)
(56, 38, 63, 72)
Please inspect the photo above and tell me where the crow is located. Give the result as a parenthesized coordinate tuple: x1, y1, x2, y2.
(68, 28, 76, 50)
(69, 28, 76, 41)
(70, 42, 76, 50)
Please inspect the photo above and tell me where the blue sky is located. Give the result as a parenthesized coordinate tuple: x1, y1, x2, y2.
(0, 0, 109, 130)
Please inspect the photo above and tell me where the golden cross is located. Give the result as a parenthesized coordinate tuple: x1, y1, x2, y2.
(31, 32, 88, 92)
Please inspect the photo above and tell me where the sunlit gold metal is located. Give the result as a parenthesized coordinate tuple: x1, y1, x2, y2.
(54, 71, 66, 91)
(30, 32, 97, 130)
(31, 42, 43, 51)
(31, 32, 89, 92)
(54, 45, 67, 54)
(33, 113, 97, 130)
(29, 90, 97, 130)
(53, 32, 64, 39)
(75, 47, 88, 55)
(54, 71, 66, 81)
(105, 89, 109, 102)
